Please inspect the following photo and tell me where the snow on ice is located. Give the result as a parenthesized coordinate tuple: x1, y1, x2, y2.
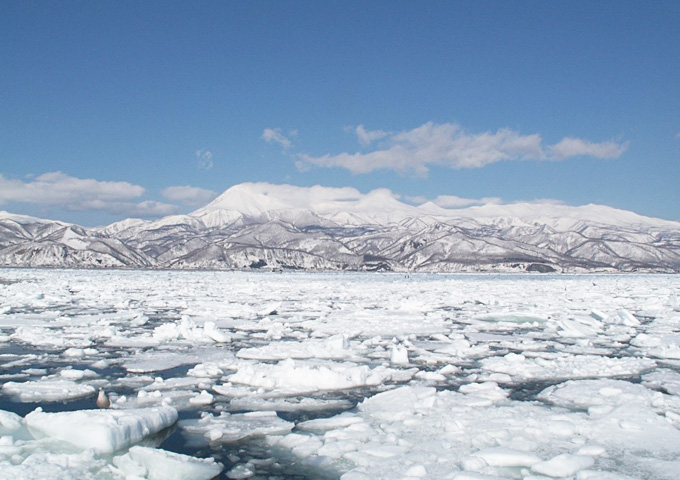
(1, 269, 680, 479)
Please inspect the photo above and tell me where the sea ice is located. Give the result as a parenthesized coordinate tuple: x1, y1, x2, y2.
(181, 410, 294, 443)
(112, 445, 223, 480)
(538, 378, 680, 416)
(226, 357, 416, 394)
(189, 390, 215, 405)
(152, 316, 232, 344)
(122, 348, 231, 373)
(2, 269, 680, 478)
(296, 413, 364, 432)
(642, 368, 680, 396)
(237, 333, 351, 360)
(0, 404, 222, 480)
(229, 396, 354, 413)
(474, 312, 548, 324)
(480, 352, 656, 382)
(556, 316, 603, 337)
(0, 410, 22, 433)
(2, 378, 96, 402)
(531, 453, 595, 477)
(0, 449, 113, 480)
(470, 447, 541, 467)
(390, 344, 409, 364)
(631, 332, 680, 359)
(25, 405, 178, 453)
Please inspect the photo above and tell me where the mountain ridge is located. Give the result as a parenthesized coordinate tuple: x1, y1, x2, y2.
(1, 183, 679, 272)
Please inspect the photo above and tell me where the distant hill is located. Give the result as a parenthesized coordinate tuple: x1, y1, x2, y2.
(2, 183, 680, 272)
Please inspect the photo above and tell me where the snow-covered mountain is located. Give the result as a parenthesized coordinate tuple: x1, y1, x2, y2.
(2, 183, 680, 272)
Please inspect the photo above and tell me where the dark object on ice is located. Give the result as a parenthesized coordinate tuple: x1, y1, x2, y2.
(96, 387, 111, 409)
(526, 263, 556, 273)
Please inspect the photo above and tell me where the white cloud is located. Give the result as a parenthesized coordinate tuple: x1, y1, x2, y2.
(162, 185, 218, 207)
(404, 195, 428, 205)
(405, 194, 502, 208)
(79, 199, 179, 217)
(296, 122, 629, 177)
(196, 150, 214, 170)
(117, 200, 179, 217)
(0, 172, 144, 206)
(355, 125, 390, 147)
(215, 182, 404, 214)
(522, 198, 565, 206)
(0, 172, 178, 218)
(548, 137, 629, 160)
(432, 194, 502, 208)
(262, 128, 293, 149)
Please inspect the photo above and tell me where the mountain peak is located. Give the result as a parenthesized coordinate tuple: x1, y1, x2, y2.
(191, 182, 420, 225)
(0, 210, 70, 226)
(190, 183, 680, 230)
(194, 183, 293, 217)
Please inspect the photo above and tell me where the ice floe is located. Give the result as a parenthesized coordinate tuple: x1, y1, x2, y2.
(227, 358, 416, 395)
(0, 404, 224, 480)
(2, 378, 96, 402)
(237, 333, 351, 360)
(181, 410, 295, 444)
(25, 405, 178, 453)
(112, 445, 223, 480)
(480, 352, 656, 382)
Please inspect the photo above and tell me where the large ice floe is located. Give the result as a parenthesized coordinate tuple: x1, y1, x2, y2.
(1, 269, 680, 479)
(25, 405, 178, 453)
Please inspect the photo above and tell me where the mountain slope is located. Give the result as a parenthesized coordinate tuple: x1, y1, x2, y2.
(1, 184, 679, 272)
(0, 212, 153, 267)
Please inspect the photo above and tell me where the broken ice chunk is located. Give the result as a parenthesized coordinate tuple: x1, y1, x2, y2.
(113, 445, 223, 480)
(189, 390, 215, 406)
(471, 446, 542, 467)
(390, 344, 409, 365)
(181, 411, 294, 443)
(25, 406, 178, 453)
(531, 453, 594, 477)
(2, 379, 96, 402)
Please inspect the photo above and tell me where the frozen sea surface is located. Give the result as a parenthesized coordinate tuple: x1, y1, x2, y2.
(1, 269, 680, 479)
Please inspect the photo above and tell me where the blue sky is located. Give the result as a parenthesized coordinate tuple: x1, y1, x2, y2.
(1, 1, 679, 226)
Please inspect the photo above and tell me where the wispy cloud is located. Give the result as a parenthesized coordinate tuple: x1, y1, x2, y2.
(296, 122, 629, 177)
(196, 150, 214, 170)
(548, 138, 629, 160)
(81, 199, 179, 217)
(432, 194, 503, 208)
(355, 125, 390, 147)
(407, 194, 566, 210)
(262, 128, 293, 149)
(0, 172, 144, 205)
(405, 194, 501, 208)
(0, 172, 178, 218)
(162, 185, 218, 206)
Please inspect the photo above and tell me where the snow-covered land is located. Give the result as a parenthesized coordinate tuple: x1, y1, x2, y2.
(1, 269, 680, 479)
(2, 183, 680, 272)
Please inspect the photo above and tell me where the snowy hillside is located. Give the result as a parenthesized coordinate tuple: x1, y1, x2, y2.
(1, 183, 680, 272)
